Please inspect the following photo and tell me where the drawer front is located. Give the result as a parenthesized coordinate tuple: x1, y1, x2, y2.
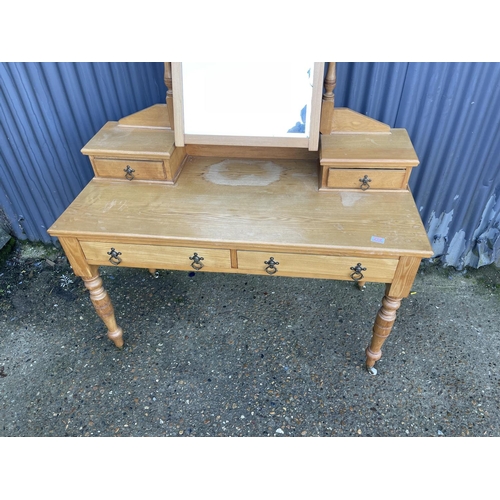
(327, 168, 407, 190)
(237, 251, 398, 282)
(80, 241, 232, 271)
(92, 158, 167, 181)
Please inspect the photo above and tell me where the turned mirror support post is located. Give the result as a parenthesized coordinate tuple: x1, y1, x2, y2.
(320, 62, 336, 135)
(164, 62, 175, 130)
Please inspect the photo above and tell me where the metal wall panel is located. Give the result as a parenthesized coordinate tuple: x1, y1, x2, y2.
(398, 63, 500, 268)
(1, 62, 499, 269)
(336, 62, 500, 269)
(0, 62, 165, 242)
(336, 62, 409, 126)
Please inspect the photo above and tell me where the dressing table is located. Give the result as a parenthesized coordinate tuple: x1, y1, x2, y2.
(48, 63, 433, 374)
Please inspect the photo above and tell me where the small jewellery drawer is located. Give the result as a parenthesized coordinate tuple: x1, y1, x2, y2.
(237, 251, 398, 282)
(326, 168, 408, 190)
(92, 158, 167, 181)
(80, 241, 232, 272)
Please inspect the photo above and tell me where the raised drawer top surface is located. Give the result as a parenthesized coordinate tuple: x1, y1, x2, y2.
(48, 156, 432, 258)
(81, 122, 176, 158)
(320, 129, 419, 167)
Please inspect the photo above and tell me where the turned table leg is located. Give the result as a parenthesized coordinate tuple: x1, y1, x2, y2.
(365, 292, 402, 374)
(365, 257, 422, 373)
(83, 274, 124, 348)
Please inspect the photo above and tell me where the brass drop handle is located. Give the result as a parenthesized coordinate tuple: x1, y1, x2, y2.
(359, 175, 371, 190)
(107, 248, 122, 265)
(124, 165, 135, 180)
(189, 252, 204, 270)
(350, 263, 366, 281)
(264, 257, 279, 275)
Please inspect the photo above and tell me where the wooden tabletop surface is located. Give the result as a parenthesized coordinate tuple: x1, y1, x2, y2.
(49, 156, 433, 258)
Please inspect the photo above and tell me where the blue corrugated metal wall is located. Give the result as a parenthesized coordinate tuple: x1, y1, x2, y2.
(336, 62, 500, 269)
(0, 62, 165, 242)
(1, 62, 499, 269)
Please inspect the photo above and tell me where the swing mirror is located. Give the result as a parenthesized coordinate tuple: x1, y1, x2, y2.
(171, 62, 324, 151)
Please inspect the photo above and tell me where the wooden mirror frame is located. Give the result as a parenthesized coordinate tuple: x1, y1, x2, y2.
(170, 62, 325, 151)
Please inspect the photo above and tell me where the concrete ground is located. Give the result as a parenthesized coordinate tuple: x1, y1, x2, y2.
(1, 241, 499, 438)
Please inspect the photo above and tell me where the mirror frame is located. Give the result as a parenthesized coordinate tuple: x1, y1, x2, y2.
(171, 62, 324, 151)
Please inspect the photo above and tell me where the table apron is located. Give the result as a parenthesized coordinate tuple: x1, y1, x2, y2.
(79, 240, 399, 282)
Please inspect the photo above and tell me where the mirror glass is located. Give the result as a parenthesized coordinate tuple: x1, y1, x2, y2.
(181, 62, 315, 138)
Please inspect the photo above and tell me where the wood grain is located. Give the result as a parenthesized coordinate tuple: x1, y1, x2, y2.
(331, 108, 391, 133)
(81, 122, 176, 159)
(80, 241, 232, 271)
(320, 62, 336, 135)
(83, 274, 124, 348)
(308, 63, 325, 151)
(58, 237, 97, 278)
(320, 129, 419, 167)
(49, 157, 433, 259)
(237, 251, 398, 281)
(164, 63, 175, 130)
(118, 104, 170, 129)
(387, 256, 423, 297)
(184, 134, 309, 148)
(185, 144, 318, 160)
(366, 292, 402, 368)
(326, 168, 408, 190)
(92, 158, 167, 181)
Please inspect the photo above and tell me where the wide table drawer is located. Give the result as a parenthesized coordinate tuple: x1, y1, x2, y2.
(92, 158, 167, 181)
(237, 250, 398, 282)
(327, 168, 408, 190)
(80, 241, 232, 271)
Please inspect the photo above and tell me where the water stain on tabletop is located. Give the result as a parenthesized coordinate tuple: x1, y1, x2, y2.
(340, 191, 363, 207)
(204, 159, 283, 186)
